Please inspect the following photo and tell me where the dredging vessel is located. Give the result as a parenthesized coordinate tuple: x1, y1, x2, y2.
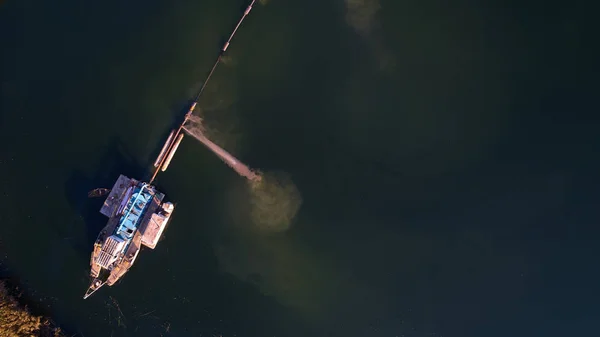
(84, 0, 258, 299)
(83, 129, 184, 299)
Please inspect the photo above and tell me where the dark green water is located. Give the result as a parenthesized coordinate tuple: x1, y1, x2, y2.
(0, 0, 597, 336)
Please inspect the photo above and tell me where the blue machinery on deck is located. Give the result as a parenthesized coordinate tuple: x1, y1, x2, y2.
(149, 0, 257, 184)
(116, 184, 151, 239)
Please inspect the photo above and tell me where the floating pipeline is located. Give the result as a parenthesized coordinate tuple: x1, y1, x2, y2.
(150, 0, 257, 184)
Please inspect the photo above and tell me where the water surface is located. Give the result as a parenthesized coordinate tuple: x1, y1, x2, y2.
(0, 0, 597, 336)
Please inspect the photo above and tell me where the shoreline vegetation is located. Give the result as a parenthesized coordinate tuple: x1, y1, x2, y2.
(0, 281, 65, 337)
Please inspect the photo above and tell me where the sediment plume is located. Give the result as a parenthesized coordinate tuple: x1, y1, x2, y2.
(247, 171, 302, 232)
(344, 0, 394, 71)
(184, 114, 302, 232)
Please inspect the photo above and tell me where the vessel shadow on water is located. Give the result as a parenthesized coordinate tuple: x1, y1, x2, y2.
(64, 137, 145, 254)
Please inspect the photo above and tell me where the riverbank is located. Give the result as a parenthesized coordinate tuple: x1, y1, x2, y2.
(0, 281, 64, 337)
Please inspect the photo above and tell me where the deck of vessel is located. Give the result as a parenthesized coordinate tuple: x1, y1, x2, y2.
(101, 175, 134, 217)
(104, 188, 163, 285)
(90, 215, 121, 277)
(107, 230, 143, 285)
(138, 193, 164, 249)
(90, 243, 102, 278)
